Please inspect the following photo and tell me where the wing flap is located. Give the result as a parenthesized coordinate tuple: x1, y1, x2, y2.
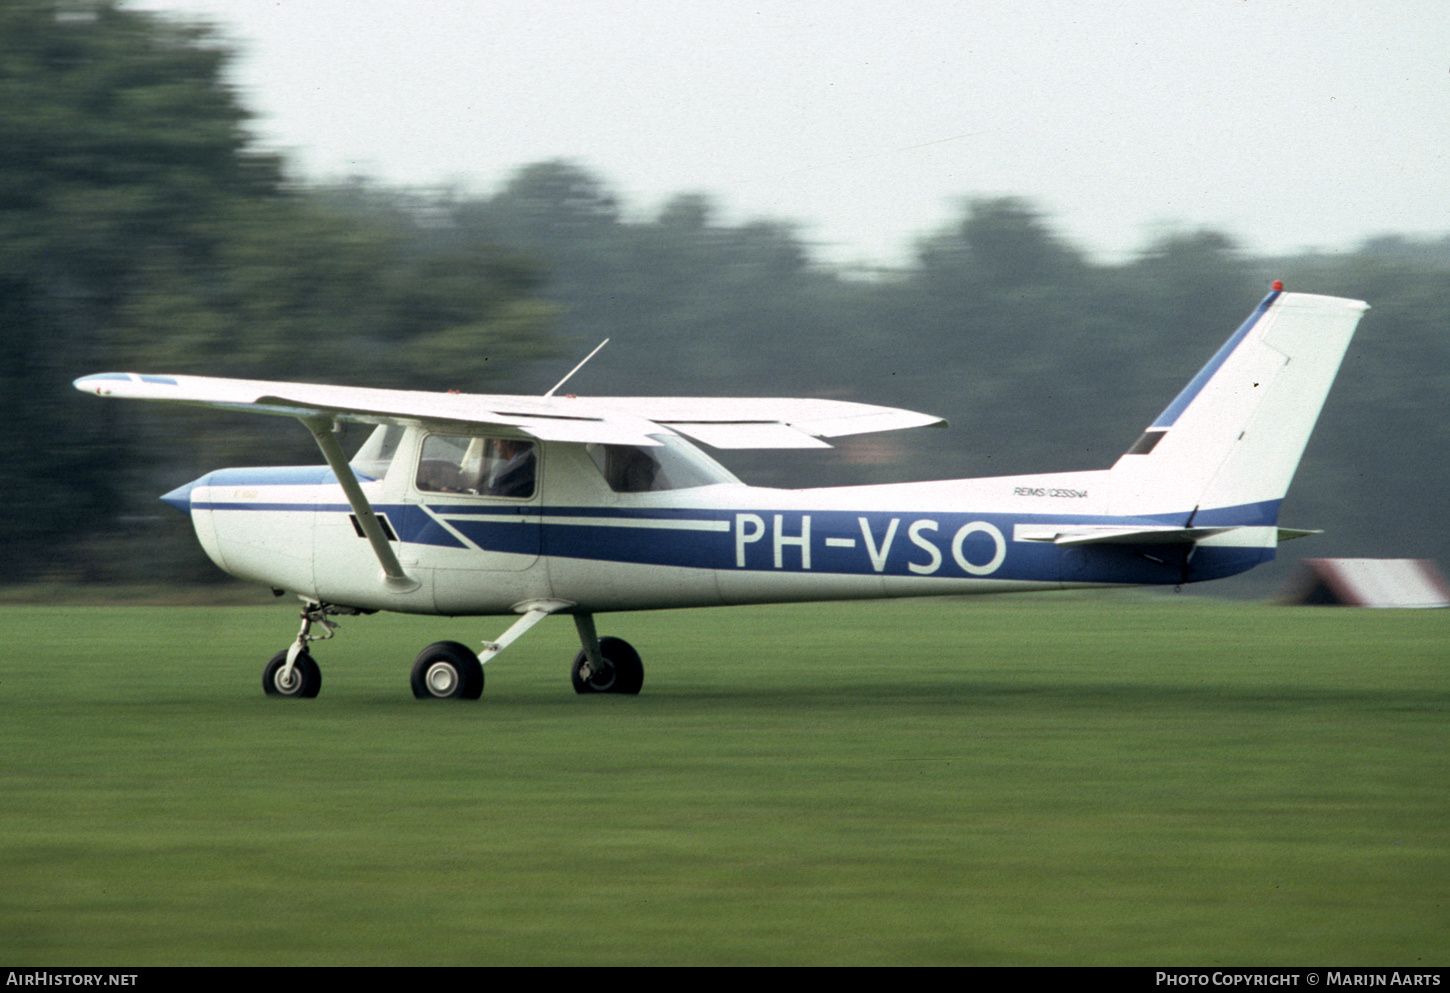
(595, 397, 947, 440)
(667, 422, 831, 449)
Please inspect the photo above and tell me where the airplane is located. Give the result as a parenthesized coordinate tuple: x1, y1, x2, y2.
(74, 283, 1369, 701)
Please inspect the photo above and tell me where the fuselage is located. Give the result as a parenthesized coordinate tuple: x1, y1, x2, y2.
(169, 427, 1274, 617)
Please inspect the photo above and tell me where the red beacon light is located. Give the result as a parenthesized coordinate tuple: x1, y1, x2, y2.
(1271, 279, 1284, 291)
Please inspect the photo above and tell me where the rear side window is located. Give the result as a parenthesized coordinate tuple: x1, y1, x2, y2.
(586, 434, 739, 493)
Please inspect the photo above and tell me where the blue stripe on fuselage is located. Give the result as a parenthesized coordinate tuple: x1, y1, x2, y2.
(527, 507, 1268, 584)
(202, 466, 376, 486)
(1189, 500, 1281, 527)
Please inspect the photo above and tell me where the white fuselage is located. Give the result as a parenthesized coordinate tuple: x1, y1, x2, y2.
(179, 429, 1262, 617)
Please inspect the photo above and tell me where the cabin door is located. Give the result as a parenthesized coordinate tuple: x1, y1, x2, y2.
(406, 432, 542, 573)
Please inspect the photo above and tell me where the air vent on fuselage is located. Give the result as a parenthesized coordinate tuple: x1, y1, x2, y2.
(350, 513, 398, 542)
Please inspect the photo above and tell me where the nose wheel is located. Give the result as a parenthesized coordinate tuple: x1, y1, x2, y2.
(263, 650, 322, 697)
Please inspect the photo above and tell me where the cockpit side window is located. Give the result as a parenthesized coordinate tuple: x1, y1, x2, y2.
(586, 434, 740, 493)
(416, 434, 537, 498)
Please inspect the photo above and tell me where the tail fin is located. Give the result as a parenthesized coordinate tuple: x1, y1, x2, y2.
(1108, 288, 1368, 526)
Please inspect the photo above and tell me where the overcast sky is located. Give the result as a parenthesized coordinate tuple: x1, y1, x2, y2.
(129, 0, 1449, 266)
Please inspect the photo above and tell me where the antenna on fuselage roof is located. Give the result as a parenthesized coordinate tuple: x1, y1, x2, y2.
(543, 338, 610, 397)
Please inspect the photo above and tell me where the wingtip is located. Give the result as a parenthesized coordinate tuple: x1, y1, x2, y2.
(73, 372, 128, 395)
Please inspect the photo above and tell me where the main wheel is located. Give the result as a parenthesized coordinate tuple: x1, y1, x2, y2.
(411, 641, 484, 700)
(263, 650, 322, 698)
(571, 636, 644, 695)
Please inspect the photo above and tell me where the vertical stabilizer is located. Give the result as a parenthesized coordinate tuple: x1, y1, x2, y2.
(1108, 289, 1368, 526)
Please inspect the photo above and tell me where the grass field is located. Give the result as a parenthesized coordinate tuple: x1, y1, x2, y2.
(1, 594, 1445, 965)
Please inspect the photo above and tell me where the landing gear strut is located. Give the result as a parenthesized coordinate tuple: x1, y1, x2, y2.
(261, 601, 368, 700)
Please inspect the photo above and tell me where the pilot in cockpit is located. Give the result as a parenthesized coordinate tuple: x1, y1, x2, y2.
(488, 439, 536, 497)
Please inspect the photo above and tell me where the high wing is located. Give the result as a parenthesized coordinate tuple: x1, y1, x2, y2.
(73, 373, 947, 449)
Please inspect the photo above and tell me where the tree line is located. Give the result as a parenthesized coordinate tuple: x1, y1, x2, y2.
(5, 1, 1446, 592)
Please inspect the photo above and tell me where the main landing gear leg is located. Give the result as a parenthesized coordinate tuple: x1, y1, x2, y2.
(409, 599, 572, 702)
(571, 613, 644, 695)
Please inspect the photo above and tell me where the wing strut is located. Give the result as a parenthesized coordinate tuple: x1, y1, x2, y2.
(300, 417, 419, 593)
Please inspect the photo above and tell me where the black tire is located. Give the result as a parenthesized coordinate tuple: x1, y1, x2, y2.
(263, 650, 322, 698)
(410, 641, 484, 700)
(571, 636, 644, 695)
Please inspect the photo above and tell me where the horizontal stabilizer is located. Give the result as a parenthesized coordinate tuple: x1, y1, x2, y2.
(1014, 524, 1239, 546)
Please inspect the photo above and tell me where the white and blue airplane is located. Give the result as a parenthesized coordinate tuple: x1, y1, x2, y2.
(75, 284, 1368, 700)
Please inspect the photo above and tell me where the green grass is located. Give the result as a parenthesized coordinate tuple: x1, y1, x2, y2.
(1, 594, 1445, 965)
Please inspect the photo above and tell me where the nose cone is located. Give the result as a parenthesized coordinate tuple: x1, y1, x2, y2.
(160, 477, 202, 516)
